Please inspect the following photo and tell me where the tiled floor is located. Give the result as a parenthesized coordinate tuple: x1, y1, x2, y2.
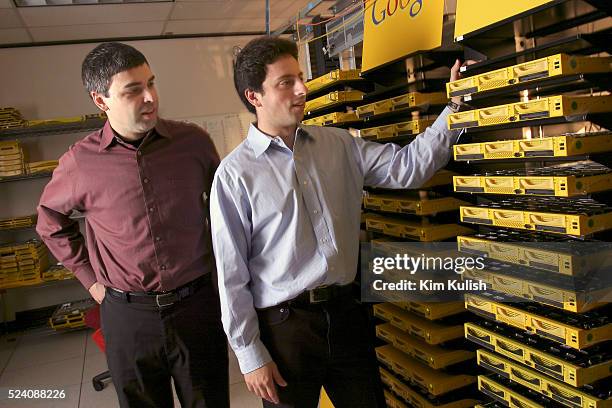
(0, 329, 261, 407)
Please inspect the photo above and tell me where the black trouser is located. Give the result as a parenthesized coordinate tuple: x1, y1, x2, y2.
(100, 280, 229, 408)
(257, 296, 384, 408)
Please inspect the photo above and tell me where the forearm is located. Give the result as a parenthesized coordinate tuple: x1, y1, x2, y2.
(36, 205, 96, 289)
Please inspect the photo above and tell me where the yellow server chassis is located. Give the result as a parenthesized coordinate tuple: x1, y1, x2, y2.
(304, 90, 364, 113)
(365, 213, 473, 241)
(464, 293, 612, 349)
(447, 95, 612, 130)
(477, 350, 612, 408)
(453, 172, 612, 197)
(464, 322, 612, 387)
(380, 368, 480, 408)
(302, 111, 359, 126)
(456, 235, 610, 276)
(376, 344, 476, 396)
(393, 301, 466, 321)
(376, 323, 474, 369)
(383, 389, 409, 408)
(453, 131, 612, 161)
(374, 303, 465, 345)
(363, 194, 466, 216)
(446, 54, 612, 98)
(478, 375, 547, 408)
(462, 267, 608, 313)
(304, 69, 361, 93)
(357, 92, 447, 119)
(459, 205, 612, 236)
(360, 119, 435, 140)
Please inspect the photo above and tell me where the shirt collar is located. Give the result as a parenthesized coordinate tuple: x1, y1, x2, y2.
(98, 118, 172, 152)
(246, 123, 311, 158)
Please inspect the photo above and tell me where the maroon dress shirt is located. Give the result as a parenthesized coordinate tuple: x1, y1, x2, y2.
(37, 119, 220, 292)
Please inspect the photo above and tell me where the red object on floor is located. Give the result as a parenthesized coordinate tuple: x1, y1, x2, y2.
(84, 305, 106, 352)
(84, 304, 112, 391)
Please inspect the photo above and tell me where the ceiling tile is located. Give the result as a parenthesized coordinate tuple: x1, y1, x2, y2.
(0, 8, 21, 28)
(0, 27, 30, 44)
(165, 18, 264, 35)
(170, 1, 263, 21)
(20, 3, 173, 26)
(29, 20, 163, 41)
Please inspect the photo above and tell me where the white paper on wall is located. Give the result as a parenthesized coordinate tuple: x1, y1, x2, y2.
(178, 112, 253, 158)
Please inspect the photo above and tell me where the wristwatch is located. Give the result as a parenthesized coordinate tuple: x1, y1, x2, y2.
(447, 100, 461, 113)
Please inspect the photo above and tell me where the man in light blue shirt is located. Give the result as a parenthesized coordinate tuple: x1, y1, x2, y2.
(210, 36, 464, 407)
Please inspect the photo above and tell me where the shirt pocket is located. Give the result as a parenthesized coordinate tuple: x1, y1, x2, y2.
(161, 177, 207, 229)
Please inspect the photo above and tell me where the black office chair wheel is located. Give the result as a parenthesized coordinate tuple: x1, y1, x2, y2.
(93, 379, 105, 391)
(92, 370, 112, 391)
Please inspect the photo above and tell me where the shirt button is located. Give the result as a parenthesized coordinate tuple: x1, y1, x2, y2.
(321, 238, 328, 243)
(160, 265, 166, 271)
(155, 236, 161, 242)
(313, 210, 319, 214)
(143, 178, 149, 184)
(137, 151, 142, 156)
(303, 181, 308, 185)
(149, 207, 154, 212)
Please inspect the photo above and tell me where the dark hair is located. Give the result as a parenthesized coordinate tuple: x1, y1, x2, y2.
(81, 42, 148, 96)
(233, 36, 298, 114)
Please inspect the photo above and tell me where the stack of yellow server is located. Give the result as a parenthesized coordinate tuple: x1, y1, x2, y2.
(446, 48, 612, 407)
(0, 240, 49, 289)
(0, 140, 26, 178)
(0, 107, 26, 129)
(0, 214, 37, 231)
(49, 298, 96, 331)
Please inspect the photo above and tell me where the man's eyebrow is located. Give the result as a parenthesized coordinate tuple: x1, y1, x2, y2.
(123, 76, 155, 89)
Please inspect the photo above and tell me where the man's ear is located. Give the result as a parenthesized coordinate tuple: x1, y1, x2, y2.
(245, 89, 262, 110)
(91, 91, 109, 112)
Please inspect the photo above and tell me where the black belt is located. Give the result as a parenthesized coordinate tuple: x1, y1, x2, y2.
(106, 274, 210, 308)
(288, 283, 354, 307)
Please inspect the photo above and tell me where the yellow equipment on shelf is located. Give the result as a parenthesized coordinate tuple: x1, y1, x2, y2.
(365, 213, 473, 242)
(305, 69, 361, 93)
(477, 350, 612, 408)
(302, 111, 359, 126)
(465, 322, 612, 387)
(447, 54, 612, 98)
(376, 344, 476, 396)
(373, 303, 465, 345)
(363, 192, 467, 216)
(462, 264, 609, 313)
(357, 92, 446, 119)
(447, 95, 612, 130)
(459, 197, 612, 237)
(380, 367, 480, 408)
(376, 323, 474, 369)
(304, 90, 364, 114)
(453, 131, 612, 161)
(457, 232, 612, 276)
(453, 161, 612, 197)
(465, 292, 612, 349)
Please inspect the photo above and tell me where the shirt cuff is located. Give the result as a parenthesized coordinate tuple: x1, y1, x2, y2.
(73, 263, 97, 290)
(431, 107, 462, 145)
(234, 338, 273, 374)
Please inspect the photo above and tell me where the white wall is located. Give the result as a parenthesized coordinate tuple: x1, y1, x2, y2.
(0, 35, 255, 318)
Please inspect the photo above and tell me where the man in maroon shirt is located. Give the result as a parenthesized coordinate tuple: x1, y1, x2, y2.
(36, 42, 229, 407)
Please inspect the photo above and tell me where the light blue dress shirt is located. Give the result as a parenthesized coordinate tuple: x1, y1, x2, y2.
(210, 107, 460, 374)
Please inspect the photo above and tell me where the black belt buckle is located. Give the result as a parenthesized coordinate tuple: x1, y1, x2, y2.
(309, 285, 331, 304)
(155, 292, 178, 308)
